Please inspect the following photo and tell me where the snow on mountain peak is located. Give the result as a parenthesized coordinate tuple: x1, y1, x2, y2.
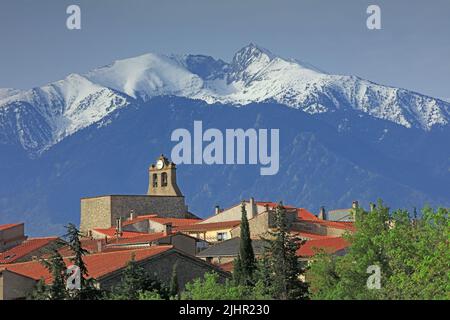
(86, 53, 204, 100)
(0, 44, 449, 154)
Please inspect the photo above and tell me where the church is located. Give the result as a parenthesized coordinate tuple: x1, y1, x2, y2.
(80, 155, 197, 235)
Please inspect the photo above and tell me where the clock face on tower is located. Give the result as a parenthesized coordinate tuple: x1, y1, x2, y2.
(156, 159, 164, 170)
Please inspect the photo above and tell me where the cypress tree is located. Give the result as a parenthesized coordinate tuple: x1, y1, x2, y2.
(169, 262, 180, 299)
(263, 202, 308, 299)
(234, 201, 256, 285)
(36, 248, 67, 300)
(64, 223, 101, 299)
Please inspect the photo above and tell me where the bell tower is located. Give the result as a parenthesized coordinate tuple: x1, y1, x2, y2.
(147, 154, 183, 197)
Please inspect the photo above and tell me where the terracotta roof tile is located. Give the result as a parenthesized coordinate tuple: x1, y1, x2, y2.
(3, 246, 173, 283)
(307, 220, 356, 231)
(177, 220, 240, 232)
(0, 223, 23, 231)
(297, 208, 319, 221)
(107, 232, 167, 245)
(0, 237, 59, 264)
(256, 202, 295, 209)
(292, 232, 333, 240)
(92, 228, 147, 239)
(122, 215, 201, 227)
(296, 237, 349, 257)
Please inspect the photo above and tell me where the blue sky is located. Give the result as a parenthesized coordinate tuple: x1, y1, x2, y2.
(0, 0, 449, 99)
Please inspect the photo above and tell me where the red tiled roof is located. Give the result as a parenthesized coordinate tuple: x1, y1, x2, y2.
(296, 237, 349, 257)
(3, 246, 173, 283)
(297, 208, 319, 221)
(147, 217, 201, 227)
(307, 219, 356, 231)
(256, 202, 295, 209)
(122, 215, 201, 229)
(292, 231, 333, 240)
(121, 214, 158, 226)
(107, 232, 168, 245)
(92, 228, 147, 239)
(0, 223, 23, 232)
(177, 220, 241, 232)
(0, 237, 59, 264)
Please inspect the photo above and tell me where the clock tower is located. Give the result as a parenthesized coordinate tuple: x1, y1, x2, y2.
(147, 154, 183, 197)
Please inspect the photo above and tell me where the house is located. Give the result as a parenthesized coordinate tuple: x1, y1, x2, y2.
(0, 245, 229, 300)
(67, 225, 209, 257)
(199, 198, 295, 225)
(197, 235, 350, 272)
(0, 237, 61, 264)
(192, 198, 356, 272)
(0, 223, 27, 253)
(196, 237, 266, 265)
(120, 214, 201, 234)
(176, 220, 241, 243)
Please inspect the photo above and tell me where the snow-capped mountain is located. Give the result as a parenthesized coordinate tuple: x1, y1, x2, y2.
(1, 43, 449, 154)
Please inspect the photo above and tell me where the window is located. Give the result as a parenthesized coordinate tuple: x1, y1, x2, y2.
(152, 173, 158, 187)
(161, 172, 168, 187)
(217, 232, 228, 242)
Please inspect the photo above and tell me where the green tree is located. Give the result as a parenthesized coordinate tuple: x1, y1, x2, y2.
(169, 262, 180, 299)
(64, 223, 101, 300)
(307, 201, 449, 300)
(261, 202, 308, 300)
(110, 254, 168, 300)
(233, 201, 256, 285)
(31, 248, 67, 300)
(138, 290, 164, 300)
(181, 272, 269, 300)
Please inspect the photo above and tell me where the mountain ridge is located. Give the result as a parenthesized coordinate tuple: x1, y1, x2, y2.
(1, 44, 449, 156)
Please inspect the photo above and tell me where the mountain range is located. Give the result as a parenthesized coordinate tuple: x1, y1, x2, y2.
(0, 44, 449, 235)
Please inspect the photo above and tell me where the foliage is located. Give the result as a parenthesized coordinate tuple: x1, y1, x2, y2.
(108, 254, 169, 300)
(169, 262, 180, 299)
(30, 224, 102, 300)
(260, 203, 308, 300)
(30, 248, 67, 300)
(181, 272, 270, 300)
(233, 201, 256, 286)
(307, 201, 449, 300)
(138, 290, 164, 300)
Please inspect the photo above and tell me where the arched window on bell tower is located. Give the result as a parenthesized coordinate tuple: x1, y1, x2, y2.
(161, 172, 168, 187)
(152, 173, 158, 187)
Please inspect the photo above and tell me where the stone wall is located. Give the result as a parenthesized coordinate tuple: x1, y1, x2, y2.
(0, 270, 36, 300)
(0, 224, 26, 252)
(98, 249, 229, 291)
(80, 196, 112, 233)
(231, 209, 298, 239)
(80, 195, 188, 233)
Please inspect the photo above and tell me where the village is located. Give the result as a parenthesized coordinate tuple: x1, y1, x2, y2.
(0, 154, 357, 300)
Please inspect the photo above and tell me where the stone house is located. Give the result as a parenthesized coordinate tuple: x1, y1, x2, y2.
(0, 223, 27, 253)
(0, 246, 229, 300)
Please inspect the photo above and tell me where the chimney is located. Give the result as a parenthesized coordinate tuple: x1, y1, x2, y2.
(370, 202, 376, 212)
(129, 210, 135, 221)
(249, 197, 257, 218)
(215, 205, 220, 215)
(318, 206, 326, 220)
(116, 217, 123, 237)
(163, 222, 173, 236)
(352, 200, 359, 209)
(97, 240, 103, 253)
(264, 203, 270, 212)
